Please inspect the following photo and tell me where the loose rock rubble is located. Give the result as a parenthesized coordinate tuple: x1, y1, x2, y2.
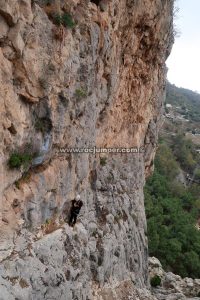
(149, 257, 200, 300)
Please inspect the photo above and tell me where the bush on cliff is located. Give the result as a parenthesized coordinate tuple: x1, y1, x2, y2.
(150, 275, 161, 287)
(8, 144, 37, 170)
(8, 152, 33, 169)
(54, 13, 75, 29)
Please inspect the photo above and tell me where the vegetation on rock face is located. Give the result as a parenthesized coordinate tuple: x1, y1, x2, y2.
(54, 13, 75, 28)
(150, 275, 161, 287)
(8, 144, 38, 170)
(145, 84, 200, 279)
(44, 0, 54, 4)
(75, 88, 87, 99)
(34, 117, 52, 135)
(100, 157, 107, 166)
(8, 152, 33, 169)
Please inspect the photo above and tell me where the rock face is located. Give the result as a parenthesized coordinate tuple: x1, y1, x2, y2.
(0, 0, 174, 299)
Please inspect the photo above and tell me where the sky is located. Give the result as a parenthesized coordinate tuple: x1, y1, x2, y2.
(166, 0, 200, 92)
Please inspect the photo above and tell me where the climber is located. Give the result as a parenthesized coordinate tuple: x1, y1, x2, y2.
(68, 195, 83, 226)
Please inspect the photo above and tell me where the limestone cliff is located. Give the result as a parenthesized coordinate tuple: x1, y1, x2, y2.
(0, 0, 174, 299)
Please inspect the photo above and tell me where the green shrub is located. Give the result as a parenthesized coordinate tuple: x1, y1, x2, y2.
(34, 117, 52, 135)
(150, 275, 161, 287)
(44, 0, 53, 5)
(62, 13, 75, 28)
(100, 157, 107, 166)
(8, 143, 36, 170)
(8, 153, 33, 169)
(45, 218, 51, 225)
(54, 14, 62, 26)
(75, 88, 87, 99)
(54, 13, 75, 29)
(9, 153, 22, 168)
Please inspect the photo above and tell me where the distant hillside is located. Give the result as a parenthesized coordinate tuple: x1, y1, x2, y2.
(166, 83, 200, 122)
(145, 83, 200, 279)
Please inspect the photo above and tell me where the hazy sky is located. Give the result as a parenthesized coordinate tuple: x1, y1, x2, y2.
(167, 0, 200, 92)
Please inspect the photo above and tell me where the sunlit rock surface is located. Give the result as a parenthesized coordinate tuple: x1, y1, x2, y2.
(0, 0, 174, 298)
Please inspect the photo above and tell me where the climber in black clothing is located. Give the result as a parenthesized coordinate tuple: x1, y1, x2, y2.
(69, 195, 83, 226)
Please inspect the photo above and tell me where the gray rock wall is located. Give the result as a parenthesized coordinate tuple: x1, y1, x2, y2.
(0, 0, 174, 298)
